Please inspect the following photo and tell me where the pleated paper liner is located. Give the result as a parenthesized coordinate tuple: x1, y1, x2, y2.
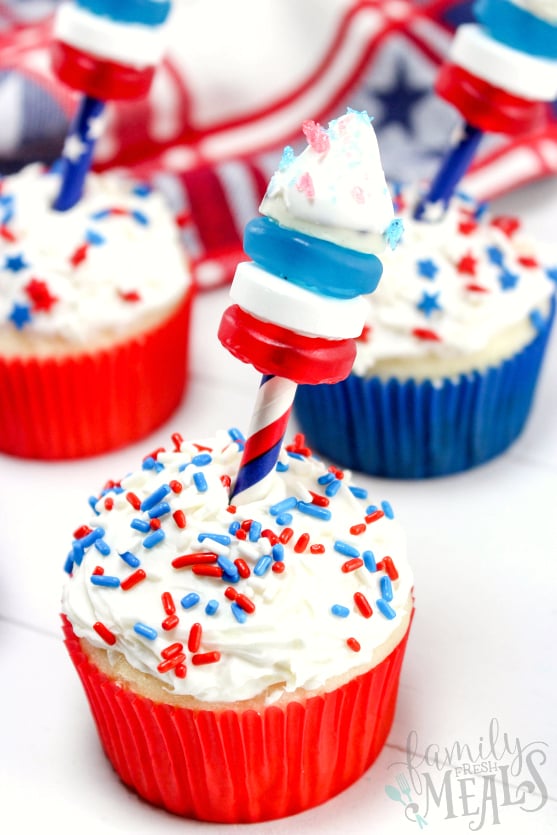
(0, 289, 194, 460)
(62, 612, 413, 823)
(294, 304, 554, 479)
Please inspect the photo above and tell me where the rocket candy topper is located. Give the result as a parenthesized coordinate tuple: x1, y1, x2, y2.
(51, 0, 173, 211)
(415, 0, 557, 219)
(218, 110, 402, 503)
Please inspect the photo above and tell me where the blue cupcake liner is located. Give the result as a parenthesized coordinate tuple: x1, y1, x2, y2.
(294, 304, 554, 478)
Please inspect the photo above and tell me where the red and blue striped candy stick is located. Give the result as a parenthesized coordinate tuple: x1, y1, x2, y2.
(51, 0, 172, 211)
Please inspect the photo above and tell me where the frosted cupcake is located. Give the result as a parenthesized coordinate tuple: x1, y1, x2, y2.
(0, 163, 193, 459)
(62, 429, 414, 822)
(295, 187, 556, 478)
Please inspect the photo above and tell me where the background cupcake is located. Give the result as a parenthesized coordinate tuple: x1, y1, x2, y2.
(62, 429, 414, 822)
(295, 187, 556, 478)
(0, 162, 193, 459)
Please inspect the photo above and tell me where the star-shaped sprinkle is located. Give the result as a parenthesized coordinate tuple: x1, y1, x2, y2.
(486, 246, 504, 266)
(24, 278, 58, 313)
(491, 216, 520, 237)
(499, 269, 519, 291)
(456, 252, 477, 275)
(62, 134, 87, 162)
(416, 258, 439, 280)
(87, 113, 106, 141)
(9, 302, 32, 329)
(417, 291, 442, 318)
(3, 253, 28, 273)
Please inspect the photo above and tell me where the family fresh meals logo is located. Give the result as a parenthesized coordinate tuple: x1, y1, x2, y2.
(385, 718, 549, 830)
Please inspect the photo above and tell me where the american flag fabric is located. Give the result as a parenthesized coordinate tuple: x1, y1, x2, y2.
(0, 0, 556, 289)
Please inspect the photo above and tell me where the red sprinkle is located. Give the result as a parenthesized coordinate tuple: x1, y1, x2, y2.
(220, 474, 232, 489)
(121, 568, 146, 590)
(491, 215, 520, 237)
(192, 565, 223, 578)
(172, 553, 218, 569)
(226, 505, 237, 514)
(175, 664, 187, 679)
(161, 642, 184, 660)
(172, 510, 186, 529)
(224, 586, 238, 601)
(328, 465, 344, 479)
(412, 327, 441, 342)
(169, 480, 183, 493)
(309, 491, 329, 507)
(0, 225, 16, 242)
(192, 651, 221, 665)
(310, 543, 325, 554)
(126, 492, 141, 510)
(261, 528, 279, 545)
(234, 558, 251, 578)
(382, 556, 399, 581)
(458, 219, 477, 235)
(175, 210, 192, 228)
(279, 527, 294, 544)
(235, 528, 247, 540)
(241, 519, 253, 531)
(375, 560, 384, 571)
(118, 289, 141, 303)
(272, 562, 285, 573)
(350, 523, 366, 535)
(518, 255, 538, 268)
(354, 591, 373, 618)
(342, 558, 364, 573)
(193, 443, 213, 452)
(365, 510, 385, 524)
(347, 637, 361, 652)
(188, 622, 202, 653)
(93, 621, 116, 646)
(465, 283, 489, 293)
(69, 243, 89, 267)
(235, 593, 256, 614)
(157, 653, 186, 673)
(162, 614, 179, 631)
(294, 533, 310, 553)
(171, 432, 183, 451)
(161, 591, 176, 615)
(144, 446, 165, 461)
(73, 525, 93, 539)
(92, 565, 104, 575)
(456, 252, 477, 275)
(150, 518, 161, 530)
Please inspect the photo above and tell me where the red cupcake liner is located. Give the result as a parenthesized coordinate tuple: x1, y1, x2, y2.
(62, 612, 413, 823)
(0, 289, 194, 460)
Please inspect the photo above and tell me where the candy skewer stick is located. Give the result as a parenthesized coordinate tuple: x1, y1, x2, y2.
(230, 375, 297, 503)
(53, 94, 105, 212)
(414, 0, 557, 220)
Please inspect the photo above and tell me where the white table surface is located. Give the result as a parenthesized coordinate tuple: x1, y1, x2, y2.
(1, 177, 557, 834)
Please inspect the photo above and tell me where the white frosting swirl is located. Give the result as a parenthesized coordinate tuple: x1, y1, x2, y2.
(260, 110, 397, 253)
(62, 430, 412, 703)
(0, 164, 190, 347)
(352, 188, 557, 379)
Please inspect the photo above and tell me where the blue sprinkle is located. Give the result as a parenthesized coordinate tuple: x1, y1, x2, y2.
(131, 209, 149, 226)
(381, 500, 394, 519)
(90, 208, 111, 221)
(181, 592, 200, 609)
(318, 472, 335, 485)
(278, 145, 295, 170)
(366, 504, 379, 515)
(132, 182, 152, 197)
(486, 245, 504, 266)
(272, 543, 284, 562)
(530, 309, 546, 332)
(192, 452, 212, 466)
(276, 461, 289, 472)
(131, 518, 151, 533)
(223, 567, 240, 583)
(205, 599, 219, 616)
(377, 599, 396, 620)
(78, 527, 105, 548)
(249, 520, 262, 542)
(331, 604, 350, 618)
(199, 533, 231, 546)
(148, 501, 171, 519)
(270, 496, 298, 516)
(228, 427, 245, 443)
(72, 542, 84, 567)
(63, 554, 74, 574)
(140, 483, 171, 511)
(546, 266, 557, 283)
(325, 479, 342, 498)
(133, 622, 158, 640)
(349, 485, 368, 500)
(178, 462, 190, 472)
(363, 550, 377, 572)
(287, 451, 306, 460)
(193, 472, 208, 492)
(276, 512, 293, 526)
(88, 496, 100, 515)
(228, 521, 241, 535)
(94, 538, 111, 556)
(386, 217, 404, 250)
(380, 575, 393, 602)
(85, 228, 106, 245)
(142, 456, 164, 472)
(119, 551, 140, 568)
(254, 555, 272, 576)
(499, 269, 519, 291)
(231, 602, 247, 623)
(297, 502, 332, 521)
(143, 529, 165, 549)
(217, 555, 236, 575)
(90, 574, 120, 588)
(334, 541, 360, 558)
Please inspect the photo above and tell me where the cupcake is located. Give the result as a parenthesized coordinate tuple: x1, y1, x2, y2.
(0, 163, 193, 459)
(61, 429, 414, 822)
(295, 187, 556, 478)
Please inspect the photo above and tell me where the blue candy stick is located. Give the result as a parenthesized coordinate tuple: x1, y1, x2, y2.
(52, 94, 105, 212)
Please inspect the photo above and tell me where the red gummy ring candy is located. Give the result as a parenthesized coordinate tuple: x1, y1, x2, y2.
(218, 305, 356, 385)
(435, 63, 546, 135)
(52, 40, 156, 100)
